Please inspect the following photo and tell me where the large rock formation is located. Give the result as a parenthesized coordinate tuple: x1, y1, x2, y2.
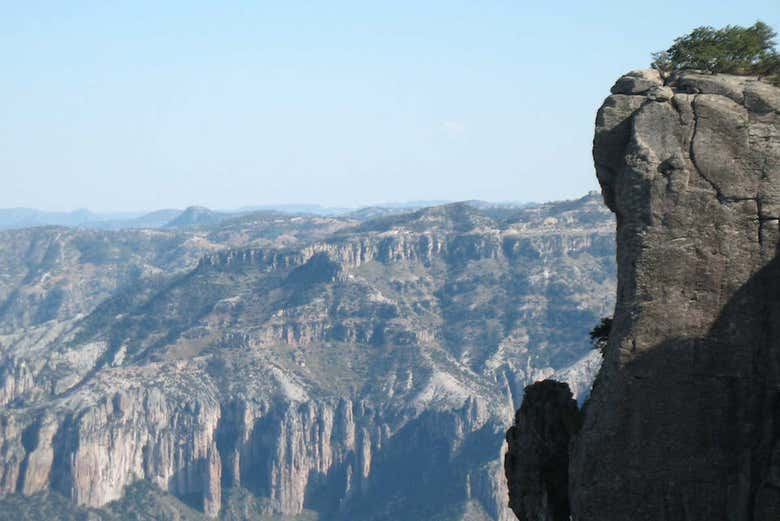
(506, 71, 779, 520)
(0, 196, 615, 520)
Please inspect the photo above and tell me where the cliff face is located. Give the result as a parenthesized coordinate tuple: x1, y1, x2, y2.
(563, 71, 778, 519)
(0, 197, 615, 520)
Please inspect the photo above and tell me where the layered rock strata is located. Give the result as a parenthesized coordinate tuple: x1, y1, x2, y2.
(0, 197, 616, 520)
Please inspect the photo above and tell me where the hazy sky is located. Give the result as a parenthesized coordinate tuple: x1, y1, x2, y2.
(2, 2, 778, 211)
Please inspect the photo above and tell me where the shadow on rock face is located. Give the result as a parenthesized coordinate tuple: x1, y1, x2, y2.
(569, 249, 780, 521)
(504, 380, 582, 521)
(286, 252, 342, 287)
(505, 249, 780, 521)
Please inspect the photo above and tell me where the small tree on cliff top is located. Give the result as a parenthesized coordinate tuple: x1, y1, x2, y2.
(652, 21, 779, 84)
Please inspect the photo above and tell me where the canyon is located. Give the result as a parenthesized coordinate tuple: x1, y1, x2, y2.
(0, 196, 614, 520)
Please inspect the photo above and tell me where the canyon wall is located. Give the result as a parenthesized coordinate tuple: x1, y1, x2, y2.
(0, 197, 615, 520)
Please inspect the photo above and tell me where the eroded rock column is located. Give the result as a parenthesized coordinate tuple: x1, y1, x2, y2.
(571, 71, 780, 520)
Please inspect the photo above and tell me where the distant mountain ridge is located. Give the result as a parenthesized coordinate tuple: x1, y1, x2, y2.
(0, 200, 535, 231)
(0, 208, 142, 229)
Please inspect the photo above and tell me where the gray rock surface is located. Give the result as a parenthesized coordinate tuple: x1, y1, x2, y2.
(571, 71, 780, 519)
(504, 380, 581, 521)
(609, 69, 663, 95)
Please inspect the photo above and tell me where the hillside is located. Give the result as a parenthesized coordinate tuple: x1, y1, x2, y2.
(0, 194, 615, 520)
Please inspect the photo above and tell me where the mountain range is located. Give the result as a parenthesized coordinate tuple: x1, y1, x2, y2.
(0, 193, 613, 520)
(0, 201, 533, 232)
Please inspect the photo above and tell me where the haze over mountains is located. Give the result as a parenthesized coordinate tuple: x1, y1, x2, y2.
(0, 193, 613, 520)
(0, 201, 532, 232)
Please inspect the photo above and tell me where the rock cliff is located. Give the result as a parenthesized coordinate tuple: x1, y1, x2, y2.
(504, 380, 581, 521)
(0, 196, 615, 520)
(507, 71, 779, 520)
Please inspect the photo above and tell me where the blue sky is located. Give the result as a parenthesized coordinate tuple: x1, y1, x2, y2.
(1, 2, 778, 211)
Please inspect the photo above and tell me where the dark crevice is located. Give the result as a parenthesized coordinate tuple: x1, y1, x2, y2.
(15, 418, 42, 493)
(689, 94, 724, 199)
(689, 95, 764, 247)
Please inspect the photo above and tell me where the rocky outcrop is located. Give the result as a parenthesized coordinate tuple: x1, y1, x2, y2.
(504, 380, 581, 521)
(510, 71, 780, 520)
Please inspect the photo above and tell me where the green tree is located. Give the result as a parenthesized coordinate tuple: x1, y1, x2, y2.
(652, 21, 779, 84)
(589, 316, 612, 354)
